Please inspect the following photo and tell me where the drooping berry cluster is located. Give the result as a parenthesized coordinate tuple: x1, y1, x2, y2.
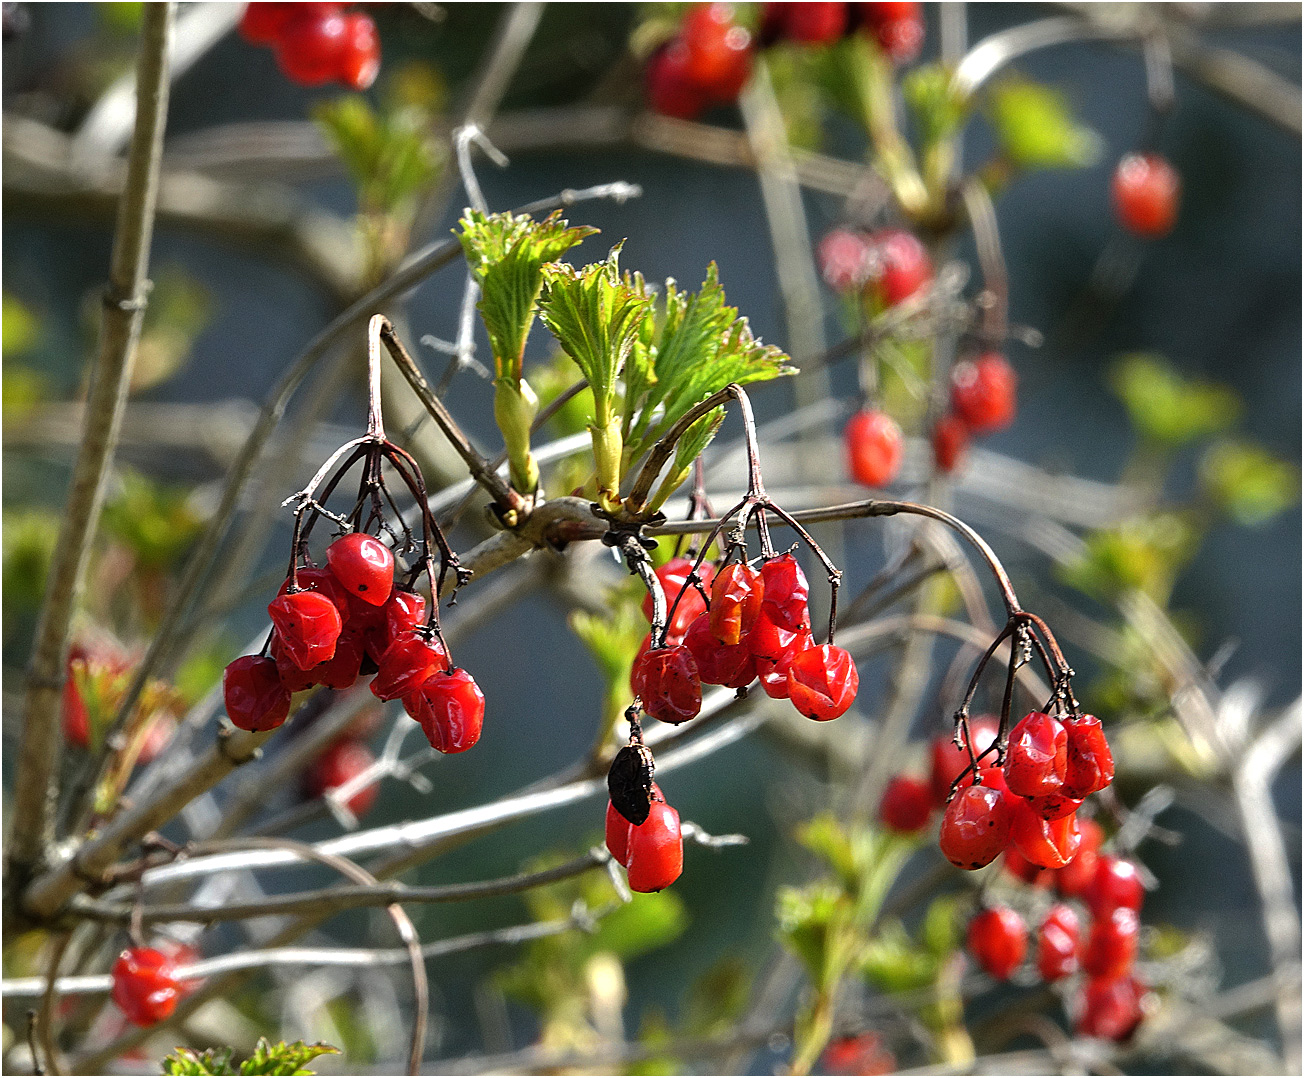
(605, 783, 684, 893)
(110, 946, 187, 1027)
(239, 2, 380, 90)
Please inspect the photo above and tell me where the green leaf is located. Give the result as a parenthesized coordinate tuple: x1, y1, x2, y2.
(3, 292, 38, 354)
(986, 76, 1100, 170)
(920, 895, 961, 958)
(101, 468, 203, 569)
(1056, 514, 1197, 601)
(238, 1038, 340, 1076)
(162, 1046, 237, 1076)
(461, 209, 599, 379)
(1110, 353, 1240, 446)
(589, 890, 688, 961)
(796, 814, 860, 886)
(903, 63, 967, 147)
(3, 508, 60, 615)
(1200, 439, 1299, 526)
(776, 882, 850, 980)
(860, 918, 938, 993)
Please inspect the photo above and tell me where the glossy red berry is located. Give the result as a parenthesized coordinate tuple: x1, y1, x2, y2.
(681, 3, 753, 101)
(1003, 845, 1055, 888)
(1010, 799, 1082, 869)
(111, 947, 182, 1026)
(633, 644, 703, 724)
(684, 612, 756, 688)
(939, 781, 1009, 869)
(305, 738, 378, 816)
(844, 408, 904, 489)
(223, 655, 292, 732)
(605, 798, 632, 866)
(762, 1, 847, 45)
(879, 774, 933, 832)
(1111, 152, 1180, 238)
(1056, 818, 1105, 898)
(274, 7, 349, 86)
(787, 643, 858, 720)
(366, 588, 428, 662)
(406, 668, 484, 754)
(859, 1, 923, 63)
(1037, 903, 1081, 981)
(818, 228, 871, 293)
(643, 557, 713, 642)
(967, 906, 1027, 981)
(268, 589, 342, 671)
(929, 714, 999, 806)
(277, 627, 365, 692)
(327, 533, 394, 606)
(338, 11, 380, 91)
(932, 413, 969, 473)
(950, 352, 1017, 433)
(626, 799, 684, 892)
(1082, 906, 1140, 980)
(1077, 974, 1147, 1041)
(748, 614, 813, 699)
(646, 40, 709, 120)
(239, 2, 318, 45)
(371, 632, 448, 701)
(709, 562, 764, 646)
(1084, 855, 1145, 917)
(760, 553, 811, 631)
(865, 227, 932, 308)
(1003, 711, 1067, 797)
(1063, 713, 1114, 798)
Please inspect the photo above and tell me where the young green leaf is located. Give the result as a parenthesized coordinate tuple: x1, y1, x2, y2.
(1111, 353, 1240, 446)
(161, 1046, 236, 1076)
(986, 76, 1101, 170)
(238, 1038, 340, 1076)
(1200, 439, 1299, 526)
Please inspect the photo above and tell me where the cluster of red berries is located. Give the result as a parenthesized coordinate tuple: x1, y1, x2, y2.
(238, 2, 380, 90)
(604, 783, 684, 893)
(222, 531, 484, 756)
(646, 2, 923, 121)
(1111, 152, 1180, 238)
(110, 944, 196, 1027)
(631, 551, 859, 725)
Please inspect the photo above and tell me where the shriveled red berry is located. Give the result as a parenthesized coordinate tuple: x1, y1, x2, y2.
(762, 1, 847, 45)
(1077, 974, 1147, 1041)
(684, 612, 756, 688)
(1084, 855, 1145, 917)
(626, 799, 683, 892)
(818, 228, 871, 293)
(820, 1032, 896, 1076)
(279, 627, 365, 692)
(406, 668, 484, 753)
(268, 589, 342, 671)
(646, 40, 709, 120)
(337, 11, 380, 90)
(787, 643, 858, 720)
(223, 655, 292, 732)
(859, 1, 923, 63)
(605, 798, 632, 866)
(1082, 906, 1140, 980)
(111, 947, 182, 1026)
(929, 714, 999, 806)
(760, 552, 811, 631)
(681, 2, 753, 101)
(634, 644, 703, 724)
(327, 533, 394, 606)
(371, 632, 448, 701)
(844, 408, 903, 488)
(967, 906, 1027, 981)
(709, 562, 764, 646)
(939, 781, 1009, 869)
(932, 413, 969, 473)
(951, 352, 1017, 433)
(1025, 789, 1084, 821)
(643, 557, 713, 642)
(1063, 713, 1114, 798)
(1037, 903, 1081, 981)
(1003, 711, 1067, 797)
(1056, 818, 1105, 898)
(1111, 152, 1180, 238)
(865, 227, 932, 308)
(879, 774, 933, 832)
(1010, 799, 1081, 869)
(305, 738, 378, 816)
(274, 7, 349, 85)
(748, 615, 813, 699)
(366, 588, 428, 662)
(1004, 845, 1055, 888)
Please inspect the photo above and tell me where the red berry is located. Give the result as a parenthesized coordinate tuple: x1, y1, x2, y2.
(760, 552, 811, 631)
(865, 227, 932, 308)
(1063, 713, 1114, 798)
(643, 557, 713, 642)
(932, 413, 969, 473)
(367, 588, 428, 662)
(939, 781, 1009, 869)
(929, 714, 999, 806)
(879, 774, 933, 832)
(1003, 845, 1055, 888)
(859, 1, 923, 63)
(371, 632, 448, 701)
(1084, 855, 1145, 917)
(646, 40, 709, 120)
(1077, 974, 1147, 1041)
(111, 947, 182, 1026)
(337, 12, 380, 91)
(1111, 152, 1180, 238)
(278, 627, 366, 692)
(1003, 711, 1067, 797)
(405, 668, 484, 754)
(274, 7, 349, 85)
(223, 655, 292, 732)
(818, 228, 871, 293)
(844, 408, 904, 488)
(821, 1033, 896, 1076)
(950, 352, 1017, 433)
(1010, 799, 1082, 869)
(1056, 818, 1105, 898)
(305, 738, 378, 816)
(684, 612, 756, 688)
(239, 2, 316, 45)
(605, 798, 632, 866)
(681, 3, 753, 101)
(967, 906, 1027, 981)
(709, 561, 764, 646)
(279, 566, 354, 613)
(762, 2, 847, 45)
(268, 589, 343, 671)
(787, 643, 858, 720)
(626, 799, 683, 892)
(1082, 906, 1140, 980)
(327, 533, 395, 607)
(1037, 903, 1081, 981)
(1025, 790, 1084, 821)
(633, 644, 703, 724)
(748, 614, 814, 699)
